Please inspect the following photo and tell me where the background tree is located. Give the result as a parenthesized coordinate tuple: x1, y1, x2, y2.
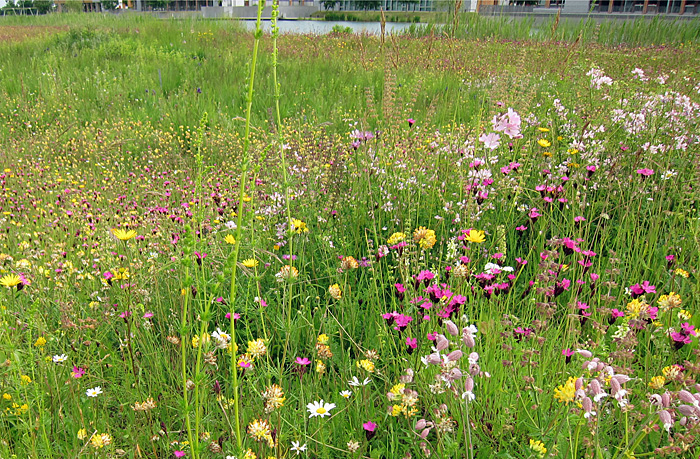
(322, 0, 337, 9)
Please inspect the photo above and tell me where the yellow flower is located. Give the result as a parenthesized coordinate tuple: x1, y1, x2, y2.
(340, 256, 359, 270)
(0, 273, 21, 288)
(317, 334, 329, 345)
(553, 376, 577, 404)
(276, 265, 299, 281)
(242, 258, 259, 268)
(111, 228, 136, 241)
(537, 127, 550, 132)
(529, 439, 547, 458)
(674, 268, 689, 278)
(387, 232, 406, 245)
(662, 365, 683, 380)
(678, 309, 692, 321)
(91, 433, 112, 449)
(225, 234, 236, 245)
(247, 339, 267, 359)
(626, 299, 648, 319)
(77, 428, 87, 440)
(356, 359, 375, 373)
(657, 292, 681, 311)
(413, 227, 437, 250)
(328, 284, 342, 300)
(34, 336, 47, 347)
(20, 375, 31, 385)
(538, 139, 551, 148)
(464, 229, 486, 244)
(2, 393, 11, 400)
(315, 359, 326, 375)
(648, 376, 666, 390)
(290, 218, 309, 234)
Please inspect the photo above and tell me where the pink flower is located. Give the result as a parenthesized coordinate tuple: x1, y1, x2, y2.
(295, 357, 311, 365)
(143, 312, 154, 319)
(71, 366, 85, 379)
(479, 132, 501, 150)
(636, 168, 654, 176)
(174, 451, 186, 458)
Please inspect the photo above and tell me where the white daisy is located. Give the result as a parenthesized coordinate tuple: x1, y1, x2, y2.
(52, 354, 68, 363)
(86, 387, 103, 398)
(340, 390, 352, 399)
(348, 376, 371, 387)
(306, 400, 335, 418)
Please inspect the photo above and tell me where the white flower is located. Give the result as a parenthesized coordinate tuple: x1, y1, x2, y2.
(86, 387, 103, 398)
(52, 354, 68, 363)
(461, 391, 475, 402)
(225, 221, 237, 230)
(290, 441, 308, 455)
(348, 376, 371, 387)
(211, 328, 231, 349)
(306, 400, 335, 418)
(340, 390, 352, 399)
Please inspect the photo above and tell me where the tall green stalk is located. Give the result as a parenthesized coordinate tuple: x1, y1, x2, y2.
(228, 0, 267, 451)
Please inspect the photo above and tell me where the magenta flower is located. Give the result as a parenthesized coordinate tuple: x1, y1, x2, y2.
(143, 312, 154, 319)
(225, 312, 241, 321)
(71, 366, 86, 379)
(363, 421, 377, 440)
(636, 168, 654, 176)
(629, 281, 656, 298)
(562, 348, 574, 364)
(119, 310, 132, 320)
(174, 451, 186, 458)
(405, 337, 417, 354)
(295, 357, 312, 366)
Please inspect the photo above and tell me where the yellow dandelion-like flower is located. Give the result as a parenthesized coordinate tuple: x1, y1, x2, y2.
(242, 258, 259, 268)
(111, 228, 136, 241)
(225, 234, 236, 245)
(538, 139, 552, 148)
(387, 232, 406, 245)
(328, 284, 342, 300)
(553, 376, 577, 404)
(464, 229, 486, 244)
(0, 273, 21, 288)
(290, 218, 309, 234)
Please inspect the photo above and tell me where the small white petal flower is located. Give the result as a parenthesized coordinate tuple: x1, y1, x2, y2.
(52, 354, 68, 363)
(290, 441, 308, 455)
(306, 400, 335, 418)
(86, 387, 103, 398)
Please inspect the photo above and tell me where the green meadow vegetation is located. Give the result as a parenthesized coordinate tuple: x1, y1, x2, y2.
(0, 9, 700, 459)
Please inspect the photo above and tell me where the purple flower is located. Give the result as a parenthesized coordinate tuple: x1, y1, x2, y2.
(562, 348, 574, 364)
(363, 421, 377, 440)
(295, 357, 312, 365)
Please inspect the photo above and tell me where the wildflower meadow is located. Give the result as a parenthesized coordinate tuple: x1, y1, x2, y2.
(1, 9, 700, 459)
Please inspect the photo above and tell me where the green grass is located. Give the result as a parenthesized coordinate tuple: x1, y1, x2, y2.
(0, 11, 699, 459)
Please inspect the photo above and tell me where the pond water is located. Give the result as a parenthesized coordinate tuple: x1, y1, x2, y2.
(241, 19, 418, 34)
